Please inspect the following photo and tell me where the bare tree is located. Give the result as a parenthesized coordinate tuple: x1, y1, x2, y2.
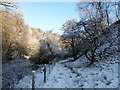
(77, 2, 119, 26)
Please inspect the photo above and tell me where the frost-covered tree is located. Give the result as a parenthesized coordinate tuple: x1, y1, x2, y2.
(61, 18, 119, 65)
(30, 30, 60, 65)
(76, 18, 119, 66)
(1, 1, 40, 61)
(1, 4, 27, 61)
(61, 20, 82, 60)
(76, 2, 119, 65)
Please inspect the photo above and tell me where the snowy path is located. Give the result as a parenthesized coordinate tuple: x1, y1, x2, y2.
(14, 62, 78, 88)
(43, 63, 78, 88)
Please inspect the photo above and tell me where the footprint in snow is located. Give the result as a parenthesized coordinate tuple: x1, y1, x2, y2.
(59, 73, 63, 75)
(58, 76, 62, 79)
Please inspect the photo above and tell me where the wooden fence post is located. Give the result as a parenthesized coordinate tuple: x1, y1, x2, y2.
(49, 64, 50, 74)
(54, 59, 56, 66)
(52, 60, 54, 69)
(32, 71, 35, 90)
(43, 64, 46, 83)
(53, 59, 55, 66)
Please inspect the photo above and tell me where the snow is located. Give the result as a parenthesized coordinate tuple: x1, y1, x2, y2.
(44, 63, 78, 88)
(14, 55, 118, 88)
(44, 57, 118, 88)
(14, 64, 54, 88)
(2, 58, 33, 88)
(59, 58, 73, 63)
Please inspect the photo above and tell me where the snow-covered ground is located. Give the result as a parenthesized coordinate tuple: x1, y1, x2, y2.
(14, 55, 118, 88)
(44, 63, 78, 88)
(2, 58, 33, 88)
(44, 56, 118, 88)
(14, 64, 55, 88)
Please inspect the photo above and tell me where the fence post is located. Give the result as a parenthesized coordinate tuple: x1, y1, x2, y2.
(43, 64, 46, 83)
(53, 60, 55, 69)
(32, 71, 35, 90)
(49, 64, 50, 74)
(53, 59, 55, 66)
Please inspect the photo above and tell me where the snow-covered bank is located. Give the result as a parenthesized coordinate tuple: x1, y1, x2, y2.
(2, 58, 33, 88)
(14, 63, 55, 88)
(62, 56, 118, 88)
(14, 69, 45, 88)
(44, 55, 118, 88)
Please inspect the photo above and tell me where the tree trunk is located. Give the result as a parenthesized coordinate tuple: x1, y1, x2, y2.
(106, 9, 109, 26)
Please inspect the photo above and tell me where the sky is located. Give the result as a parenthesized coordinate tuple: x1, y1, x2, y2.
(21, 2, 80, 34)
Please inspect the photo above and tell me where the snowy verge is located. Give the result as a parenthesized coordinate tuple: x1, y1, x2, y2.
(2, 58, 33, 88)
